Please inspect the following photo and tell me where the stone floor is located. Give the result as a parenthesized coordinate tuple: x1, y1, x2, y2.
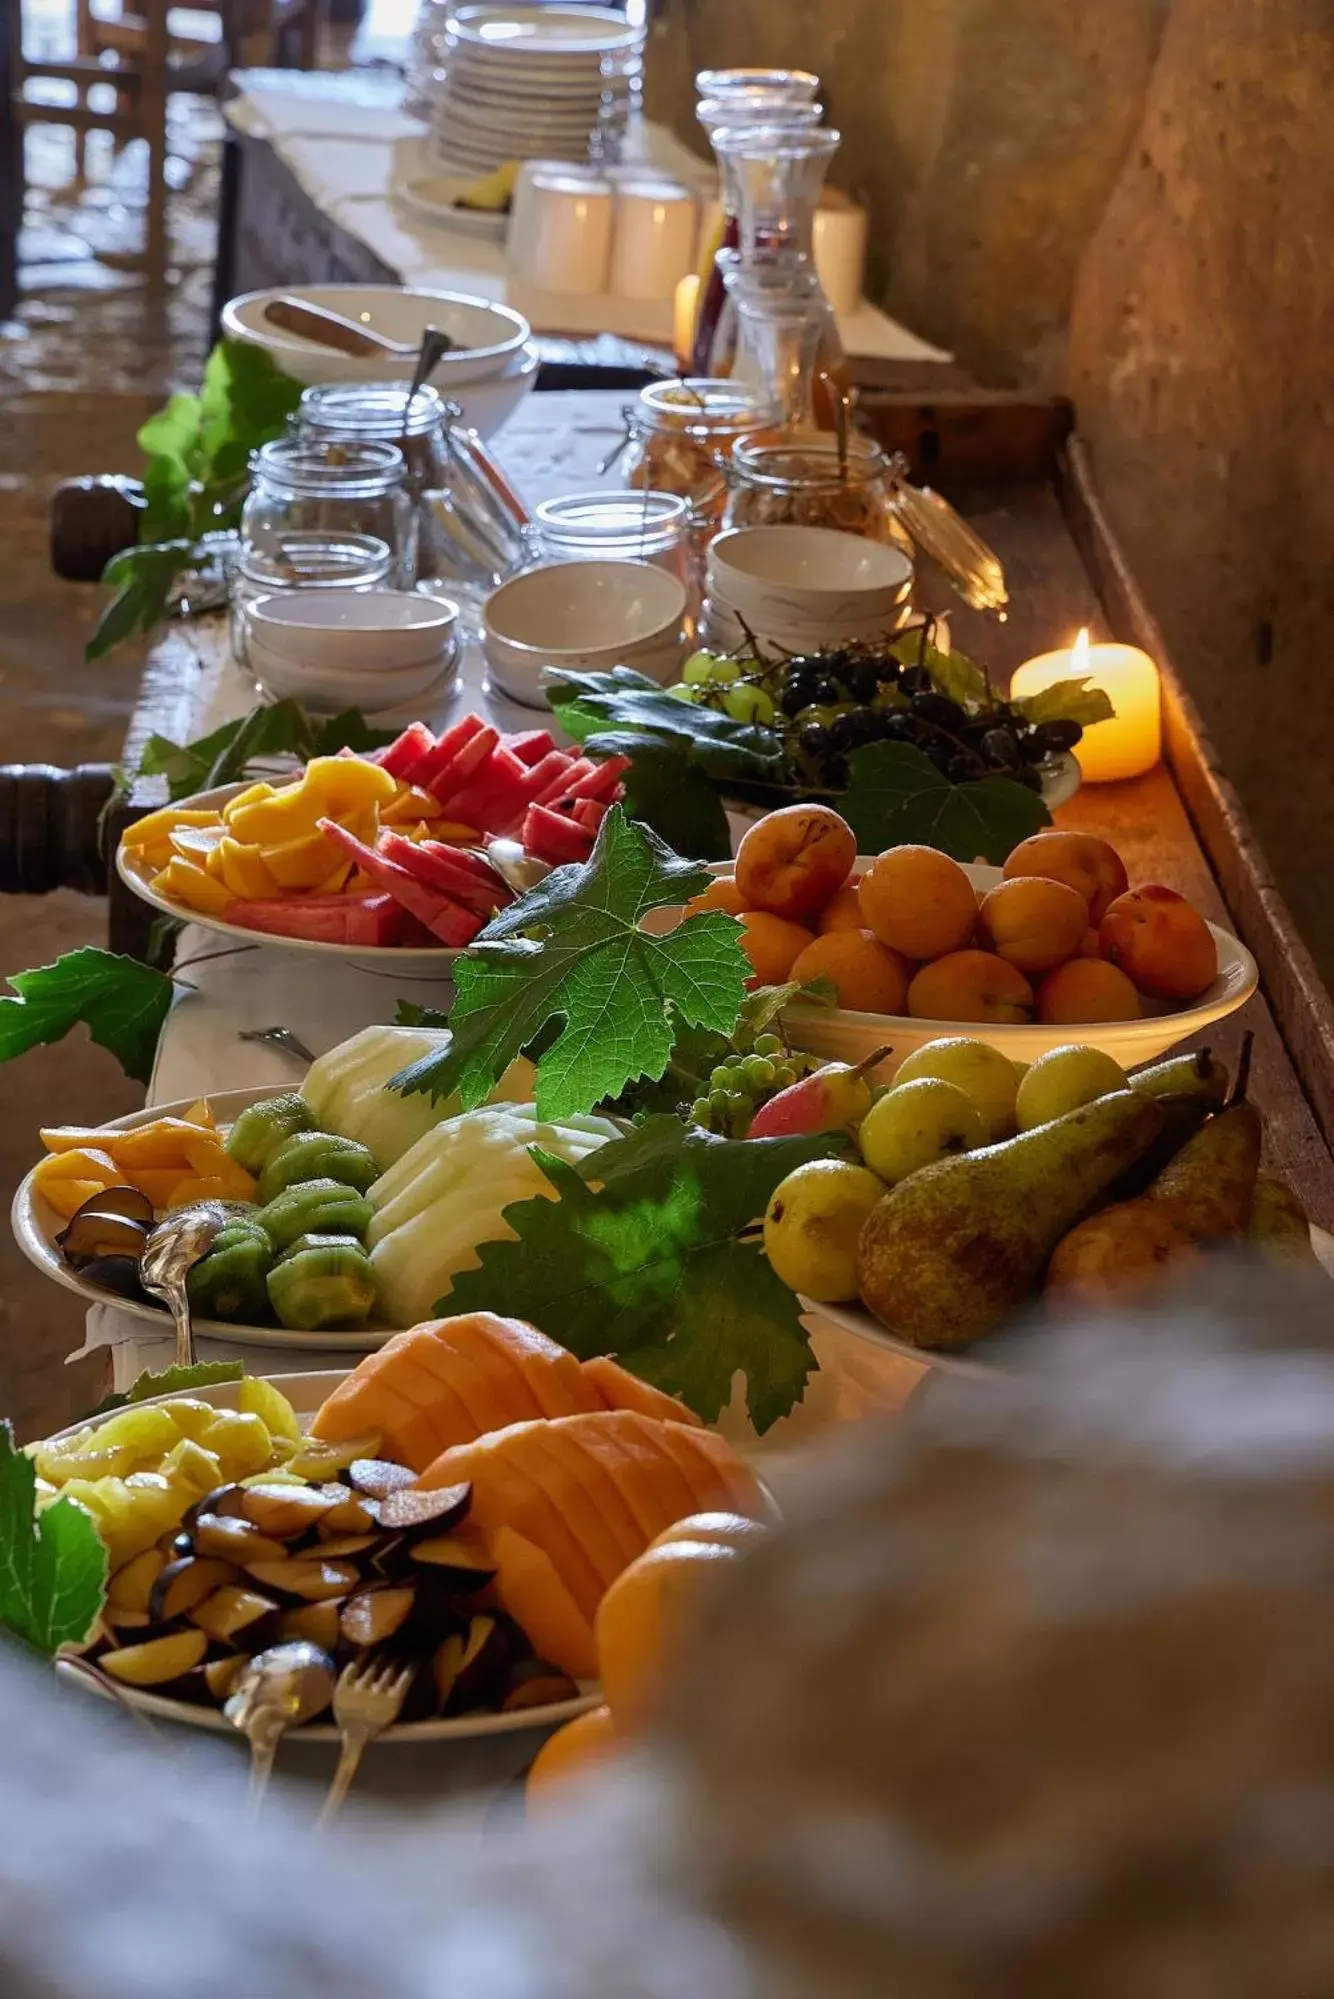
(0, 29, 222, 1438)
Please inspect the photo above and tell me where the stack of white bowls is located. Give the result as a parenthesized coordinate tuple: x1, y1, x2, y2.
(704, 526, 915, 655)
(482, 560, 688, 709)
(244, 590, 461, 718)
(428, 3, 642, 177)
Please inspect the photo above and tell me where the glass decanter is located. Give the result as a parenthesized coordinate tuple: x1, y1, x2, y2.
(690, 80, 824, 379)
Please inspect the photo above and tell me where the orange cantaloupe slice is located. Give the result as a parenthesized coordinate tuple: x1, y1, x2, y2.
(515, 1426, 639, 1586)
(572, 1415, 702, 1542)
(417, 1427, 606, 1621)
(655, 1420, 765, 1517)
(462, 1314, 601, 1420)
(581, 1355, 703, 1427)
(408, 1324, 535, 1436)
(549, 1427, 656, 1568)
(488, 1525, 598, 1681)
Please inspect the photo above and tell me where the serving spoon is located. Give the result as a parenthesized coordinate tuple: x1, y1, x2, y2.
(225, 1642, 336, 1809)
(262, 296, 423, 361)
(140, 1202, 229, 1368)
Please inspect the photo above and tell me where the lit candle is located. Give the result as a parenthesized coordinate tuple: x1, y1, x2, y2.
(673, 274, 700, 372)
(1010, 628, 1162, 783)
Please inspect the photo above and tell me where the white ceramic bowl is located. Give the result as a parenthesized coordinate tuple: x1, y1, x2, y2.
(482, 559, 688, 707)
(709, 525, 914, 630)
(222, 284, 530, 386)
(247, 588, 459, 670)
(247, 634, 458, 714)
(649, 858, 1258, 1072)
(701, 594, 912, 660)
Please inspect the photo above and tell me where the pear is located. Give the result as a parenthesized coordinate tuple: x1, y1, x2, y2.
(1130, 1046, 1229, 1108)
(748, 1047, 891, 1140)
(856, 1089, 1164, 1348)
(1246, 1171, 1319, 1266)
(1144, 1097, 1261, 1238)
(1046, 1196, 1203, 1304)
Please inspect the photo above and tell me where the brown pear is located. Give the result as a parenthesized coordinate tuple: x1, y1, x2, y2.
(1247, 1171, 1319, 1266)
(1147, 1099, 1262, 1239)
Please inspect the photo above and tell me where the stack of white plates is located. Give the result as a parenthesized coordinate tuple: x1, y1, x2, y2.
(428, 3, 642, 178)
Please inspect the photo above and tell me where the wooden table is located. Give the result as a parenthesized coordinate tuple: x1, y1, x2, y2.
(116, 386, 1334, 1231)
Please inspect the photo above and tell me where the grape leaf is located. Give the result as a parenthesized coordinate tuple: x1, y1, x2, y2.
(839, 741, 1050, 864)
(0, 949, 172, 1083)
(88, 1359, 244, 1418)
(926, 646, 991, 709)
(590, 733, 733, 861)
(1010, 677, 1115, 728)
(137, 700, 396, 801)
(0, 1422, 107, 1655)
(392, 807, 751, 1120)
(546, 667, 783, 780)
(443, 1118, 844, 1430)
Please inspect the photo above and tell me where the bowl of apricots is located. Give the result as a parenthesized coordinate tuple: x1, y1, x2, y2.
(678, 805, 1258, 1071)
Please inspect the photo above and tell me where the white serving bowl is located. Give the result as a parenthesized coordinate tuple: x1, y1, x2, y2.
(247, 633, 458, 714)
(247, 587, 459, 671)
(709, 525, 914, 628)
(222, 284, 530, 386)
(482, 558, 688, 707)
(701, 593, 911, 659)
(650, 859, 1259, 1073)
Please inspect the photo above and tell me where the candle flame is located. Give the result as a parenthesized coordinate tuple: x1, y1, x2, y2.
(1072, 628, 1090, 673)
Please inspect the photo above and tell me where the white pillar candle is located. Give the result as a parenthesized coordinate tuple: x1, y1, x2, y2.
(1010, 628, 1162, 783)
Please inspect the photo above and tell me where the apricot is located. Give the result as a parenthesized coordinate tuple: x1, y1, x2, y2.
(906, 950, 1034, 1024)
(817, 882, 866, 934)
(1078, 927, 1103, 958)
(734, 804, 856, 923)
(1098, 884, 1218, 1001)
(1036, 958, 1141, 1024)
(858, 845, 978, 961)
(789, 929, 911, 1014)
(977, 875, 1089, 977)
(682, 875, 746, 918)
(1003, 829, 1129, 925)
(737, 909, 815, 987)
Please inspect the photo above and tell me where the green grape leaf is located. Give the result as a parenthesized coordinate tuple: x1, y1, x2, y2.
(137, 701, 396, 801)
(391, 807, 751, 1121)
(590, 732, 733, 861)
(444, 1119, 843, 1430)
(1010, 677, 1115, 729)
(839, 740, 1050, 864)
(88, 1359, 245, 1417)
(85, 542, 194, 663)
(0, 1422, 107, 1654)
(0, 949, 172, 1082)
(546, 667, 782, 781)
(928, 647, 992, 709)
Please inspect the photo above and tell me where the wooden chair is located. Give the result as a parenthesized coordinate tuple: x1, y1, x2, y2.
(5, 0, 325, 293)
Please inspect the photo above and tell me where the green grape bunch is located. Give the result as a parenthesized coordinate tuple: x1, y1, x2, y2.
(687, 1034, 814, 1138)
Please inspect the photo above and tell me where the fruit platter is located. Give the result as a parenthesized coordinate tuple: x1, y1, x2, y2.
(116, 715, 628, 967)
(25, 1310, 766, 1748)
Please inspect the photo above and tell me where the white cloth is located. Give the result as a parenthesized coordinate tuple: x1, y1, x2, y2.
(223, 70, 952, 361)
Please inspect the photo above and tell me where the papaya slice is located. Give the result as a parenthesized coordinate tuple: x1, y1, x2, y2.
(514, 1426, 637, 1587)
(557, 1413, 699, 1545)
(545, 1427, 650, 1570)
(400, 1332, 507, 1449)
(654, 1420, 764, 1517)
(428, 1318, 547, 1430)
(488, 1526, 597, 1681)
(465, 1314, 600, 1420)
(416, 1427, 605, 1621)
(581, 1355, 703, 1428)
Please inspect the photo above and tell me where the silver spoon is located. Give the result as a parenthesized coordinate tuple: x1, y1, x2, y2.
(484, 839, 550, 897)
(261, 296, 420, 361)
(225, 1642, 336, 1809)
(404, 325, 455, 414)
(238, 1024, 317, 1064)
(140, 1202, 229, 1369)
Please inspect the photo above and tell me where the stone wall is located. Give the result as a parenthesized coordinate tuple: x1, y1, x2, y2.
(645, 0, 1168, 388)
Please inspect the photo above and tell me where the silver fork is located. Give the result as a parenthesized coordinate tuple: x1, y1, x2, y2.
(319, 1655, 415, 1822)
(238, 1025, 317, 1064)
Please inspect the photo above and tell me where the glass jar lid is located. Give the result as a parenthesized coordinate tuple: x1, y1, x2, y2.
(632, 377, 775, 440)
(728, 430, 894, 491)
(299, 382, 446, 440)
(251, 438, 408, 496)
(535, 490, 690, 553)
(696, 67, 820, 100)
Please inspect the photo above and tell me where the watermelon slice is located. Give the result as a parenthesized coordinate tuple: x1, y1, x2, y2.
(506, 729, 557, 766)
(427, 724, 500, 808)
(405, 713, 485, 790)
(522, 805, 595, 866)
(343, 894, 411, 947)
(533, 756, 598, 808)
(377, 831, 508, 916)
(567, 755, 631, 802)
(318, 819, 484, 947)
(570, 798, 607, 834)
(444, 746, 534, 836)
(376, 722, 436, 780)
(220, 894, 364, 945)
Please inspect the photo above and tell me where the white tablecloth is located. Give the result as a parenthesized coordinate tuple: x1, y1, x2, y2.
(224, 68, 951, 361)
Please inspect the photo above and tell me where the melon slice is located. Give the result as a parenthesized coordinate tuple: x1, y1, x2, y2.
(581, 1355, 703, 1427)
(573, 1414, 700, 1541)
(468, 1314, 602, 1420)
(515, 1426, 639, 1587)
(417, 1428, 605, 1621)
(488, 1526, 597, 1681)
(654, 1419, 765, 1517)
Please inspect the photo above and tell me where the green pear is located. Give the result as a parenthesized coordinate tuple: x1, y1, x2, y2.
(1130, 1047, 1229, 1109)
(856, 1089, 1164, 1349)
(1146, 1098, 1261, 1238)
(1246, 1170, 1318, 1265)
